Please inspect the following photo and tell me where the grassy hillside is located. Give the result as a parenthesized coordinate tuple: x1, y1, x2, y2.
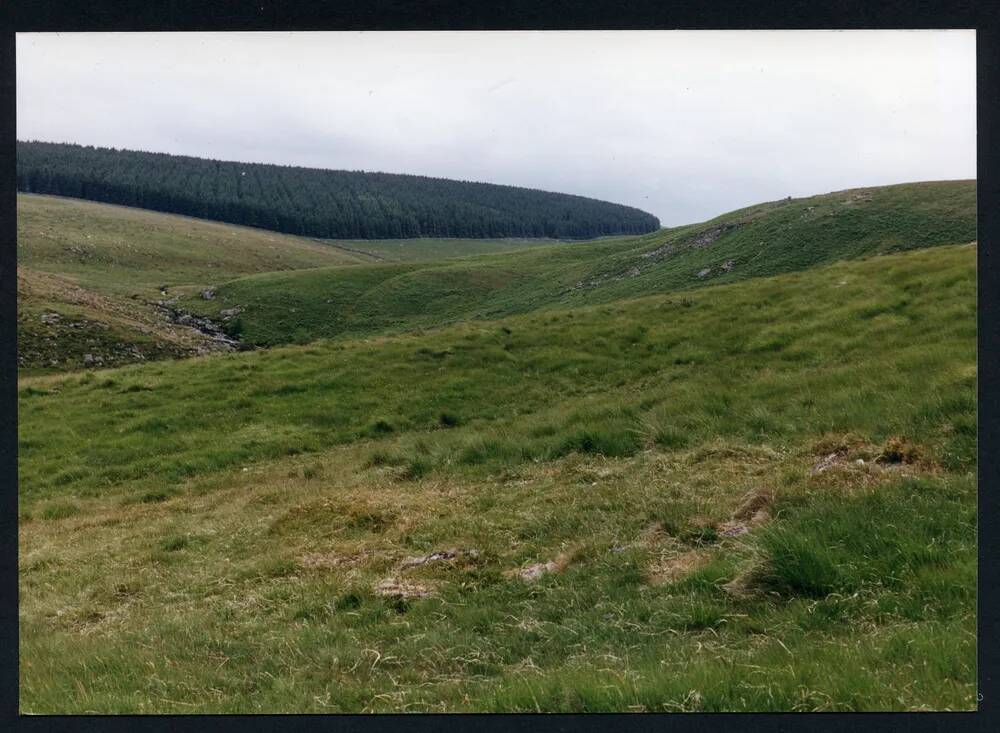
(18, 194, 373, 297)
(330, 236, 621, 263)
(188, 180, 975, 346)
(16, 268, 212, 373)
(19, 243, 976, 712)
(16, 194, 373, 373)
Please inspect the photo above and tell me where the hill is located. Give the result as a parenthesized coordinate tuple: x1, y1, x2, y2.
(16, 141, 661, 240)
(18, 243, 976, 712)
(324, 235, 627, 263)
(16, 194, 370, 372)
(187, 180, 976, 346)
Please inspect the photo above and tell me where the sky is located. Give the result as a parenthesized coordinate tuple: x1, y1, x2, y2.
(16, 31, 976, 226)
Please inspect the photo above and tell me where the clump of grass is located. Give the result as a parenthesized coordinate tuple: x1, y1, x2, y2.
(876, 436, 922, 465)
(458, 434, 536, 467)
(679, 524, 720, 546)
(133, 489, 176, 504)
(19, 386, 52, 398)
(558, 426, 642, 458)
(238, 557, 299, 580)
(439, 411, 461, 428)
(40, 502, 80, 520)
(402, 457, 433, 481)
(649, 422, 689, 450)
(334, 592, 363, 611)
(753, 477, 973, 599)
(365, 449, 406, 468)
(368, 418, 395, 436)
(347, 509, 394, 532)
(160, 534, 191, 552)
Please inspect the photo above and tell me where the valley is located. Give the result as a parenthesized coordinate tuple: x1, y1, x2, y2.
(16, 180, 977, 710)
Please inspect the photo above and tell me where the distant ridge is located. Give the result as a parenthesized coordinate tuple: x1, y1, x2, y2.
(16, 140, 661, 240)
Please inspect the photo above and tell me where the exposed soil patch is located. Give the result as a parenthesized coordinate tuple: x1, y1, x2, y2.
(643, 490, 775, 585)
(513, 552, 575, 582)
(299, 552, 368, 570)
(648, 546, 713, 585)
(808, 434, 933, 488)
(374, 578, 433, 600)
(716, 515, 761, 538)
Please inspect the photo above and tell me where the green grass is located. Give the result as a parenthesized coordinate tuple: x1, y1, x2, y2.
(329, 236, 613, 263)
(187, 180, 975, 346)
(18, 193, 372, 297)
(16, 194, 379, 374)
(16, 195, 616, 373)
(16, 268, 204, 374)
(18, 244, 976, 501)
(18, 242, 977, 712)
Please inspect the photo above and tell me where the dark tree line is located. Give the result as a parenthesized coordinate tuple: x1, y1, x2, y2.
(17, 141, 661, 240)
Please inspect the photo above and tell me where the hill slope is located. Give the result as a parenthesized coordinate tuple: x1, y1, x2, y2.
(18, 243, 976, 712)
(17, 141, 661, 239)
(188, 180, 975, 346)
(16, 194, 371, 372)
(18, 193, 372, 296)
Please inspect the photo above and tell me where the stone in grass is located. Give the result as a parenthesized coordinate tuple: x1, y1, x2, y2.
(201, 287, 216, 300)
(399, 548, 480, 570)
(516, 552, 574, 582)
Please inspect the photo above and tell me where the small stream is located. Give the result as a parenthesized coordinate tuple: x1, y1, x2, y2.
(153, 298, 252, 351)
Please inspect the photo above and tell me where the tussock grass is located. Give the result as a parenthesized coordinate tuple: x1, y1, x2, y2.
(17, 243, 976, 712)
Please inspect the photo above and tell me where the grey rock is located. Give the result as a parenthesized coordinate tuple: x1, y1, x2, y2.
(400, 548, 479, 570)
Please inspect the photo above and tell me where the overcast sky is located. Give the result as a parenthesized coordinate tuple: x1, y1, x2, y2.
(17, 31, 975, 226)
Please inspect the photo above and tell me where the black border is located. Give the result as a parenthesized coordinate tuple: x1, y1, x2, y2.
(1, 2, 996, 732)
